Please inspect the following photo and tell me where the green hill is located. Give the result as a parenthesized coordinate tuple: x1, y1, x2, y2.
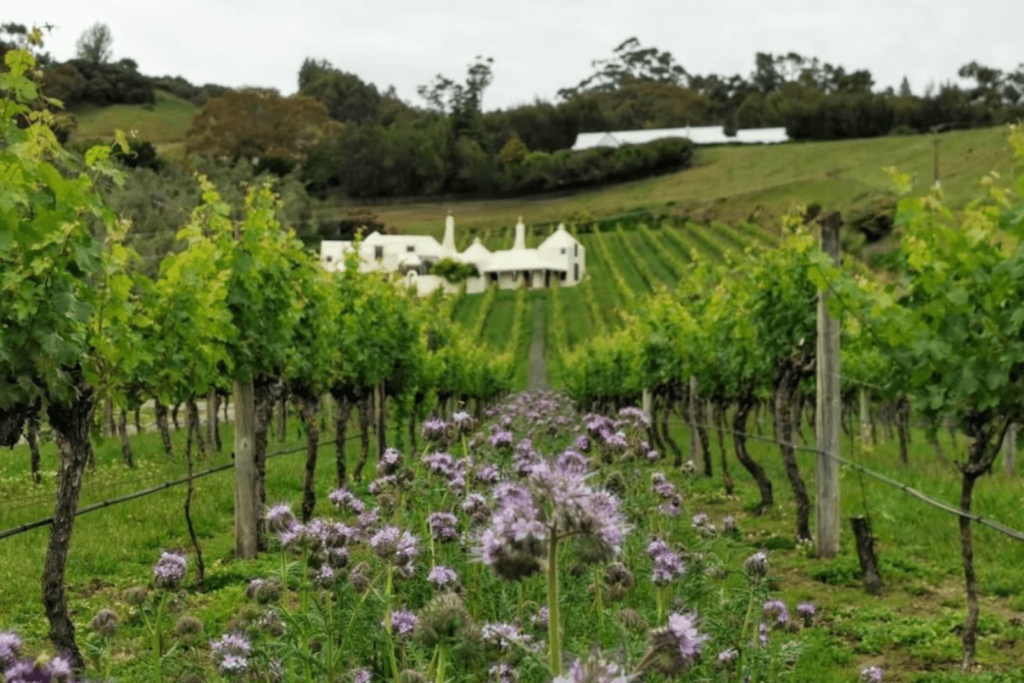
(68, 89, 197, 155)
(344, 126, 1016, 240)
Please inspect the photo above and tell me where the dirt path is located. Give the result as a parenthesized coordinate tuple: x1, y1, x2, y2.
(528, 297, 550, 391)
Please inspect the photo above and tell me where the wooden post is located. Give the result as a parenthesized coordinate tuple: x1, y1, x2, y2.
(104, 397, 115, 438)
(859, 387, 872, 449)
(688, 375, 699, 467)
(1004, 423, 1017, 476)
(277, 396, 287, 444)
(641, 388, 652, 418)
(816, 212, 842, 559)
(850, 516, 883, 595)
(233, 379, 258, 559)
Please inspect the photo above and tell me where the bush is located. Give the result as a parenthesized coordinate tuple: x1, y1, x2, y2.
(429, 258, 479, 283)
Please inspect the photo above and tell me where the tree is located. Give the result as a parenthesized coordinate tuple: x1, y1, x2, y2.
(559, 37, 687, 98)
(417, 55, 494, 121)
(298, 58, 381, 124)
(186, 89, 340, 165)
(75, 22, 113, 64)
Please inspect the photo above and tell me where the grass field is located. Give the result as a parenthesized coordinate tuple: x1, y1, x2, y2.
(340, 126, 1016, 241)
(68, 89, 197, 153)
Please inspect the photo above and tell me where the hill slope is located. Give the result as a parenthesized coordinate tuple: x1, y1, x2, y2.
(68, 89, 197, 154)
(345, 126, 1016, 239)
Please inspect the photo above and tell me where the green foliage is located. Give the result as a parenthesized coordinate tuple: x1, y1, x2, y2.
(428, 257, 479, 283)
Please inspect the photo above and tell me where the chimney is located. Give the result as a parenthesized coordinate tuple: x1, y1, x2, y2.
(442, 211, 456, 254)
(513, 216, 526, 250)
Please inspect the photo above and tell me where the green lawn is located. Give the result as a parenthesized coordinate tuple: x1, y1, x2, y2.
(69, 89, 197, 149)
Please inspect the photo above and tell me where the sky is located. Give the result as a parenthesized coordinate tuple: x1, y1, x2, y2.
(7, 0, 1024, 110)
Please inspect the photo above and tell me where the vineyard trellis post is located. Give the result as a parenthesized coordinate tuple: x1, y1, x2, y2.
(815, 211, 842, 558)
(234, 379, 258, 559)
(688, 375, 699, 467)
(859, 387, 872, 448)
(1004, 423, 1017, 475)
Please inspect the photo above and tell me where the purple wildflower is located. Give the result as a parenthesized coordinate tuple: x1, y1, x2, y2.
(763, 600, 790, 627)
(424, 452, 455, 477)
(475, 464, 500, 484)
(759, 622, 768, 646)
(328, 488, 365, 514)
(691, 513, 709, 529)
(861, 666, 883, 683)
(489, 430, 513, 450)
(531, 605, 549, 627)
(385, 609, 418, 639)
(650, 473, 676, 499)
(0, 631, 22, 667)
(482, 622, 533, 651)
(211, 632, 251, 675)
(266, 503, 297, 533)
(554, 654, 628, 683)
(153, 551, 187, 590)
(351, 669, 372, 683)
(717, 648, 738, 664)
(428, 512, 458, 542)
(723, 515, 738, 534)
(574, 435, 590, 452)
(488, 662, 519, 683)
(312, 565, 335, 589)
(452, 411, 474, 434)
(744, 551, 768, 579)
(427, 565, 458, 589)
(422, 418, 448, 443)
(44, 655, 73, 681)
(797, 602, 816, 626)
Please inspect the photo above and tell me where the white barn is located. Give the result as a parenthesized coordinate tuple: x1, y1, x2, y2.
(319, 214, 586, 296)
(571, 126, 789, 151)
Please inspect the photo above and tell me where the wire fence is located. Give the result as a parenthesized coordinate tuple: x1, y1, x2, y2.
(0, 434, 363, 542)
(667, 417, 1024, 544)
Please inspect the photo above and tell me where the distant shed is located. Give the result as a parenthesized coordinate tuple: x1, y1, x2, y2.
(571, 126, 788, 151)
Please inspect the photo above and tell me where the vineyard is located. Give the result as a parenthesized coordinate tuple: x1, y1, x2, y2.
(4, 39, 1024, 683)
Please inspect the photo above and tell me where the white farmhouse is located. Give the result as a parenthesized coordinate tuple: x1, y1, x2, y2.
(571, 125, 789, 151)
(319, 214, 586, 296)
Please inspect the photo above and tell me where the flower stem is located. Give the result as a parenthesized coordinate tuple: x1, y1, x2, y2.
(153, 592, 168, 683)
(547, 528, 561, 677)
(435, 645, 446, 683)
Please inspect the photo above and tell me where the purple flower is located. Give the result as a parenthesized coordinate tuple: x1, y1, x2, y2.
(452, 411, 474, 434)
(211, 632, 251, 675)
(574, 435, 590, 452)
(618, 406, 651, 427)
(556, 449, 590, 473)
(428, 512, 458, 542)
(489, 430, 513, 450)
(554, 654, 628, 683)
(377, 448, 403, 476)
(744, 551, 768, 579)
(648, 537, 684, 586)
(0, 631, 22, 667)
(651, 473, 676, 499)
(44, 655, 72, 681)
(424, 452, 455, 477)
(723, 515, 738, 533)
(153, 551, 187, 590)
(266, 503, 297, 533)
(489, 662, 519, 683)
(691, 513, 709, 529)
(422, 418, 448, 443)
(370, 526, 419, 565)
(531, 605, 549, 627)
(717, 647, 738, 664)
(482, 622, 533, 651)
(475, 464, 500, 484)
(861, 666, 883, 683)
(763, 600, 790, 627)
(427, 565, 458, 589)
(659, 496, 682, 517)
(758, 622, 768, 646)
(666, 613, 706, 661)
(312, 565, 335, 589)
(601, 431, 628, 453)
(385, 609, 418, 639)
(797, 601, 816, 626)
(328, 488, 365, 514)
(351, 669, 372, 683)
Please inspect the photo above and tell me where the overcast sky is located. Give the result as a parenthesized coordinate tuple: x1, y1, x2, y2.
(8, 0, 1024, 110)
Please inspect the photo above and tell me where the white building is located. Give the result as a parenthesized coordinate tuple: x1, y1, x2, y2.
(571, 126, 789, 151)
(320, 214, 586, 296)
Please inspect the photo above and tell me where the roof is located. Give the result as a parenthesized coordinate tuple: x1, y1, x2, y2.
(460, 237, 491, 263)
(539, 223, 579, 250)
(480, 249, 567, 273)
(571, 126, 789, 151)
(363, 231, 444, 248)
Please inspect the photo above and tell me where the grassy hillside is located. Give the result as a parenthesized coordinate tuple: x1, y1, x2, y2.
(347, 126, 1016, 239)
(68, 89, 197, 154)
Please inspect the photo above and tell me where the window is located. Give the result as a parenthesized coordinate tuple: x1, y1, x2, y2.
(407, 245, 415, 253)
(512, 272, 519, 282)
(574, 244, 578, 257)
(574, 263, 579, 281)
(561, 248, 566, 255)
(490, 273, 498, 283)
(560, 272, 566, 281)
(325, 255, 333, 262)
(374, 245, 384, 260)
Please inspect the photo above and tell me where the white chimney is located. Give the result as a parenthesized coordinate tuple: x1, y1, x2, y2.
(513, 216, 526, 250)
(442, 212, 456, 254)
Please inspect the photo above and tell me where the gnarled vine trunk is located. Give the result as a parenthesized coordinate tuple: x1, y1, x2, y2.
(253, 378, 282, 552)
(296, 393, 321, 523)
(734, 394, 773, 515)
(774, 372, 811, 540)
(354, 393, 372, 483)
(154, 399, 173, 458)
(332, 395, 354, 487)
(28, 410, 43, 484)
(117, 409, 133, 468)
(186, 399, 206, 461)
(894, 397, 911, 464)
(43, 376, 96, 670)
(660, 391, 683, 466)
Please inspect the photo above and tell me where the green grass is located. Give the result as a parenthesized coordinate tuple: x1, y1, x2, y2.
(69, 90, 198, 150)
(354, 127, 1016, 238)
